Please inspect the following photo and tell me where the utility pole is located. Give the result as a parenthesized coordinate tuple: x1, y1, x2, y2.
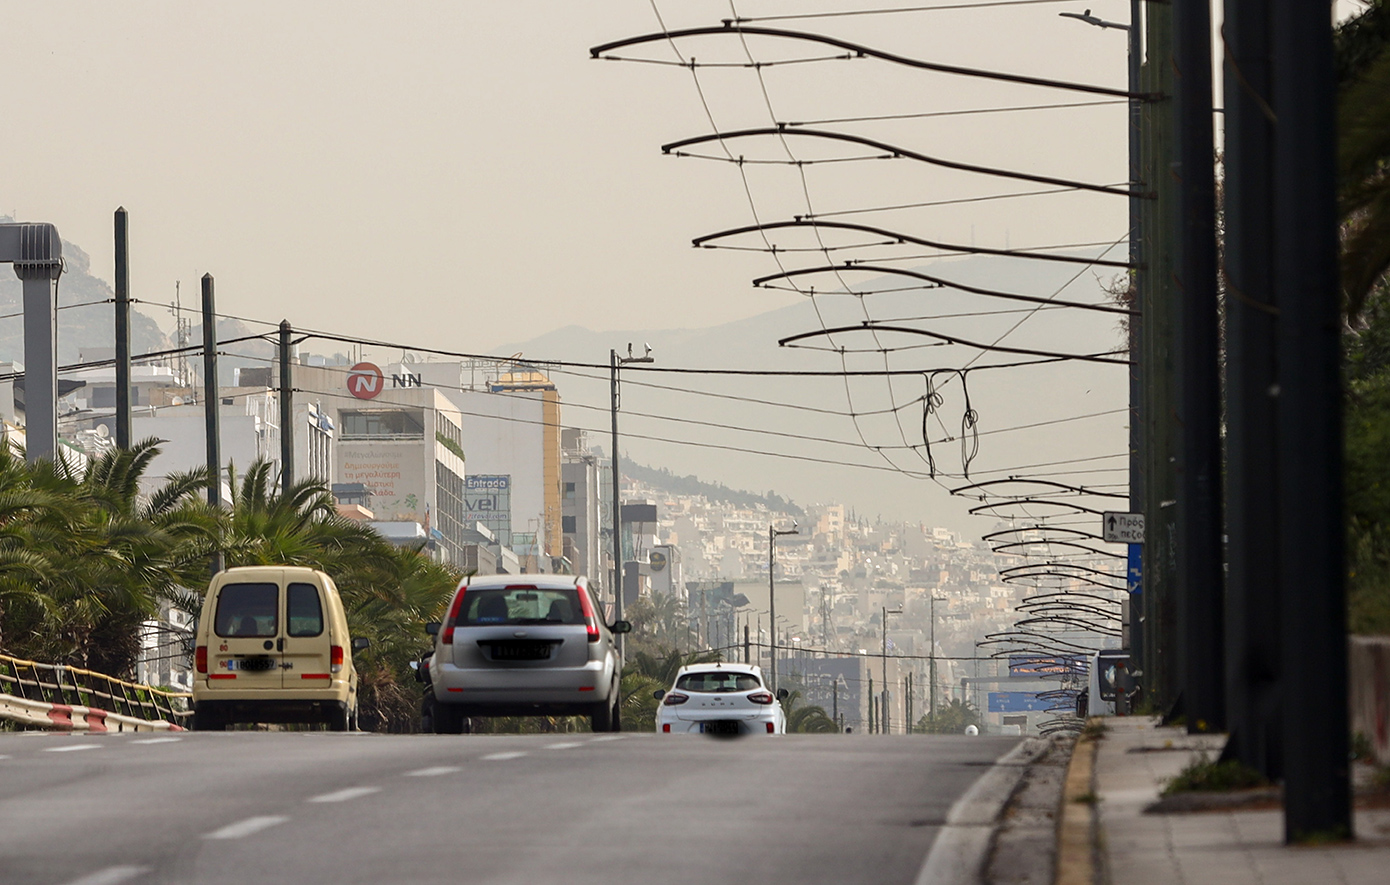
(744, 625, 750, 664)
(113, 208, 132, 450)
(1222, 0, 1281, 780)
(278, 320, 294, 495)
(1270, 0, 1350, 842)
(868, 673, 875, 735)
(882, 605, 901, 735)
(1173, 0, 1225, 734)
(201, 274, 223, 576)
(769, 521, 799, 693)
(929, 595, 940, 720)
(609, 344, 652, 662)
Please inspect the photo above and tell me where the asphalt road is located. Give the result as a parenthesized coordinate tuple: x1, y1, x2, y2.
(0, 730, 1018, 885)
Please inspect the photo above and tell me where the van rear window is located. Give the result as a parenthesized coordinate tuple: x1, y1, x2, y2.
(461, 588, 584, 626)
(287, 583, 324, 637)
(214, 583, 279, 638)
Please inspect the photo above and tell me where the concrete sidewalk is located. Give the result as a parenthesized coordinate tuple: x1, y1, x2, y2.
(1088, 717, 1390, 884)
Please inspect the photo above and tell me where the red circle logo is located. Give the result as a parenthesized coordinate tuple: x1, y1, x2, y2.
(347, 362, 384, 400)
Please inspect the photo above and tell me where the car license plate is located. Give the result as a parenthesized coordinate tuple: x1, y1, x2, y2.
(701, 720, 740, 735)
(488, 641, 552, 661)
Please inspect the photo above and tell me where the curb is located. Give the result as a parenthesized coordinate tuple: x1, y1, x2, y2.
(915, 738, 1048, 885)
(1055, 722, 1100, 885)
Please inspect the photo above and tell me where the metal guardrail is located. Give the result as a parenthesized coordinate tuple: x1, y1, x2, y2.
(0, 652, 191, 724)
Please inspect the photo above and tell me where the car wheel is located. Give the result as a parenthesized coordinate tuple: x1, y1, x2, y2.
(590, 681, 621, 732)
(347, 705, 360, 733)
(327, 703, 350, 732)
(434, 702, 466, 735)
(192, 706, 222, 732)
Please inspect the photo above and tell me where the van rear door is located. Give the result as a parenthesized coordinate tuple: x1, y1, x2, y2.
(209, 581, 283, 689)
(282, 581, 333, 687)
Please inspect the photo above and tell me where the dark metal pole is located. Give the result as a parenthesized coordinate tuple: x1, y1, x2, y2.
(1126, 0, 1146, 677)
(770, 525, 778, 693)
(609, 349, 623, 661)
(1173, 0, 1225, 733)
(1222, 0, 1282, 779)
(278, 320, 293, 495)
(1271, 0, 1350, 842)
(202, 274, 223, 576)
(113, 208, 132, 450)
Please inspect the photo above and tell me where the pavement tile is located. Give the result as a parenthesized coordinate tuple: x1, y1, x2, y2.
(1091, 716, 1390, 884)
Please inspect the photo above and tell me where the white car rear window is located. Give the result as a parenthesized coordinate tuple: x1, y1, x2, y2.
(676, 672, 762, 693)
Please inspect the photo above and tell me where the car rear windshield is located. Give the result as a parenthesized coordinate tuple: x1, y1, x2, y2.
(214, 582, 279, 638)
(459, 587, 584, 626)
(675, 671, 762, 693)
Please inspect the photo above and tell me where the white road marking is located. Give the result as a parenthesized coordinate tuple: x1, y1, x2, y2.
(544, 741, 583, 750)
(308, 786, 381, 803)
(405, 765, 460, 777)
(589, 735, 626, 742)
(60, 865, 149, 885)
(45, 744, 101, 753)
(203, 815, 288, 840)
(481, 751, 528, 761)
(0, 754, 10, 760)
(130, 737, 181, 745)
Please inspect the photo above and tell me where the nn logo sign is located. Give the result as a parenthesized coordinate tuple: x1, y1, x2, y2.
(347, 362, 384, 400)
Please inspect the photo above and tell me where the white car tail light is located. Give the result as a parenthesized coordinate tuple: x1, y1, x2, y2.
(748, 691, 775, 705)
(662, 692, 689, 706)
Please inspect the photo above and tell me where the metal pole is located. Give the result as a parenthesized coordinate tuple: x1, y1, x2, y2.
(201, 274, 223, 576)
(278, 320, 293, 495)
(770, 525, 777, 693)
(1173, 0, 1225, 733)
(1271, 0, 1350, 842)
(1222, 0, 1281, 780)
(1126, 0, 1146, 679)
(609, 349, 623, 660)
(930, 596, 937, 719)
(744, 624, 750, 664)
(113, 207, 132, 450)
(881, 604, 888, 731)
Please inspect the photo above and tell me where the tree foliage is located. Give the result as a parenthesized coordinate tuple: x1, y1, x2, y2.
(915, 698, 981, 735)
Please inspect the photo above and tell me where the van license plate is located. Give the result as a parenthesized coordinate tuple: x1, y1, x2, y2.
(235, 656, 277, 671)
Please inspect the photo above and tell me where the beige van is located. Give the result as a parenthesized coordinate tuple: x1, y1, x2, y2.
(192, 566, 367, 731)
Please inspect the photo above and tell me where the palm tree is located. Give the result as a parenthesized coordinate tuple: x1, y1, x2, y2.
(1338, 0, 1390, 321)
(780, 689, 839, 733)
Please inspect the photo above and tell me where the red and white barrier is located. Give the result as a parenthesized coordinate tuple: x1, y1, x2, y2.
(0, 692, 185, 732)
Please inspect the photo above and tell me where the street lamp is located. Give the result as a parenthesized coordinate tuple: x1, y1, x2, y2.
(768, 521, 799, 693)
(610, 342, 653, 662)
(882, 605, 903, 735)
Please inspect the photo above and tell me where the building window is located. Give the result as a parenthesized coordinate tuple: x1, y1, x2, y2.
(562, 515, 577, 534)
(340, 410, 425, 439)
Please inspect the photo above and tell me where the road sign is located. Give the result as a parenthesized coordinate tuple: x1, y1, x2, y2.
(347, 362, 384, 400)
(1127, 543, 1143, 594)
(987, 692, 1050, 713)
(1102, 511, 1145, 543)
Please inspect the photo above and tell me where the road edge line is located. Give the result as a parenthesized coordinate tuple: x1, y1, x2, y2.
(915, 738, 1046, 885)
(1055, 722, 1100, 885)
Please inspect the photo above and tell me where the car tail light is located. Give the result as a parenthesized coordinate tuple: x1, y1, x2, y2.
(195, 646, 207, 674)
(662, 692, 689, 706)
(663, 723, 671, 733)
(330, 645, 344, 673)
(766, 723, 775, 734)
(573, 584, 600, 643)
(748, 691, 775, 705)
(441, 589, 468, 644)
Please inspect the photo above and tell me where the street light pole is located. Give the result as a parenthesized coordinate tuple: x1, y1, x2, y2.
(609, 344, 653, 663)
(929, 595, 940, 720)
(768, 521, 799, 693)
(883, 605, 902, 734)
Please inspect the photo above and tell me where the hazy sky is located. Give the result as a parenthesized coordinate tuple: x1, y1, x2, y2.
(3, 1, 1173, 528)
(2, 1, 1135, 344)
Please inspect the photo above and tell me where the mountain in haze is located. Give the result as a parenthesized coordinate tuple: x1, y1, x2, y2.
(493, 253, 1129, 535)
(621, 457, 804, 517)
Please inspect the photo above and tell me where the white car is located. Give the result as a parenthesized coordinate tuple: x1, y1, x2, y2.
(654, 663, 788, 736)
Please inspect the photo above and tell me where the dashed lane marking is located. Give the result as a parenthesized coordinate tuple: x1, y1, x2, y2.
(589, 735, 626, 742)
(59, 865, 149, 885)
(308, 786, 381, 803)
(544, 742, 583, 750)
(405, 766, 461, 777)
(130, 737, 182, 745)
(203, 816, 289, 840)
(44, 744, 101, 753)
(481, 751, 528, 761)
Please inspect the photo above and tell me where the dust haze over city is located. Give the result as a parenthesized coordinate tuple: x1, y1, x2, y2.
(0, 0, 1132, 533)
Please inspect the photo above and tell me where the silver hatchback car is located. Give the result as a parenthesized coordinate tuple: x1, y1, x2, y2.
(420, 575, 630, 733)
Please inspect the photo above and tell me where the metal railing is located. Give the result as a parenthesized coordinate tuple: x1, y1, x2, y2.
(0, 652, 191, 724)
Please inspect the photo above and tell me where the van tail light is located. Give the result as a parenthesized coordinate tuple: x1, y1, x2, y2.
(663, 723, 671, 733)
(441, 589, 468, 644)
(662, 692, 689, 706)
(573, 585, 600, 643)
(330, 645, 344, 673)
(748, 691, 775, 705)
(195, 646, 208, 674)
